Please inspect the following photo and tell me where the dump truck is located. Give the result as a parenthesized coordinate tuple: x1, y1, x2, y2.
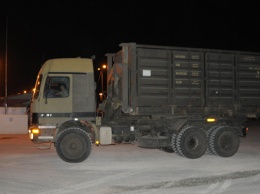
(28, 42, 260, 163)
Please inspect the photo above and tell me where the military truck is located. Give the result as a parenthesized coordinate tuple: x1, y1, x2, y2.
(28, 43, 260, 163)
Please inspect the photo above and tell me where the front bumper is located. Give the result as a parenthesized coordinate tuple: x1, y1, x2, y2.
(28, 125, 56, 143)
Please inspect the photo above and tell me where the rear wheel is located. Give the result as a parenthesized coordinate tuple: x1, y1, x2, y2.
(56, 127, 92, 163)
(171, 133, 179, 155)
(209, 127, 240, 157)
(206, 125, 220, 154)
(176, 126, 207, 159)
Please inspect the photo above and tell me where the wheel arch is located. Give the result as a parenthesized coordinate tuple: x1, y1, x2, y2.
(55, 120, 93, 141)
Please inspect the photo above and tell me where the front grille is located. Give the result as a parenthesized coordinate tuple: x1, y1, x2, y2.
(31, 113, 39, 125)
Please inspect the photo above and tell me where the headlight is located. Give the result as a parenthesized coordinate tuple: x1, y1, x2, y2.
(32, 128, 40, 134)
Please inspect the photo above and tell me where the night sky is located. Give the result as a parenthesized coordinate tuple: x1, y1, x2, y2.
(0, 1, 260, 95)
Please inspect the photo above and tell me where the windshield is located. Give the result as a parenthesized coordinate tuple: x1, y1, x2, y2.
(33, 74, 42, 99)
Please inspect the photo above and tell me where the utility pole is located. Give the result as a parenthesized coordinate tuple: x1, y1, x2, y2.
(4, 17, 8, 114)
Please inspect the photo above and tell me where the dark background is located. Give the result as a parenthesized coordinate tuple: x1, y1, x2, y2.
(0, 0, 260, 95)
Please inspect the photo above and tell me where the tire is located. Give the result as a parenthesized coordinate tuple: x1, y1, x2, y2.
(209, 127, 240, 157)
(113, 135, 123, 143)
(206, 125, 220, 139)
(138, 135, 170, 149)
(176, 126, 207, 159)
(160, 132, 174, 153)
(55, 127, 92, 163)
(161, 146, 174, 153)
(129, 134, 136, 142)
(206, 125, 220, 155)
(171, 133, 179, 155)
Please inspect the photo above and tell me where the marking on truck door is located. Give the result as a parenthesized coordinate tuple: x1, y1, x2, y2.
(191, 55, 200, 60)
(176, 80, 183, 85)
(191, 63, 199, 68)
(176, 71, 187, 76)
(191, 80, 200, 85)
(191, 72, 199, 77)
(175, 54, 186, 59)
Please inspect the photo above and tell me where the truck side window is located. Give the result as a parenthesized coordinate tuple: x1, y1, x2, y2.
(43, 76, 70, 98)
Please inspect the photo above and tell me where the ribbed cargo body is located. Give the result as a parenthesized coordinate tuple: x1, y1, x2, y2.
(106, 43, 260, 118)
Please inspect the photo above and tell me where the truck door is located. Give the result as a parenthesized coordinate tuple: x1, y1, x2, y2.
(39, 74, 72, 124)
(205, 52, 236, 107)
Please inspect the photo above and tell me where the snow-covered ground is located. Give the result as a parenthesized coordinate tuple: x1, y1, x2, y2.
(0, 119, 259, 194)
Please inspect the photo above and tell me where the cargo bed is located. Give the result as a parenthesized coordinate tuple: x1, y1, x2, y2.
(106, 43, 260, 118)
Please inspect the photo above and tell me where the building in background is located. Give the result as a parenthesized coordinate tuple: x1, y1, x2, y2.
(0, 92, 32, 107)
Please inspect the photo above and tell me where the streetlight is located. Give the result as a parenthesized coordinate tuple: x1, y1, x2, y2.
(97, 64, 107, 102)
(99, 92, 103, 102)
(101, 64, 106, 99)
(4, 17, 8, 114)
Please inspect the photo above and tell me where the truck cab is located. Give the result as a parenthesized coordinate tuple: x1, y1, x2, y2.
(29, 58, 96, 144)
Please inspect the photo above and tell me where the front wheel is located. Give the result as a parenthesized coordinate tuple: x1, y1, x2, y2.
(55, 127, 92, 163)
